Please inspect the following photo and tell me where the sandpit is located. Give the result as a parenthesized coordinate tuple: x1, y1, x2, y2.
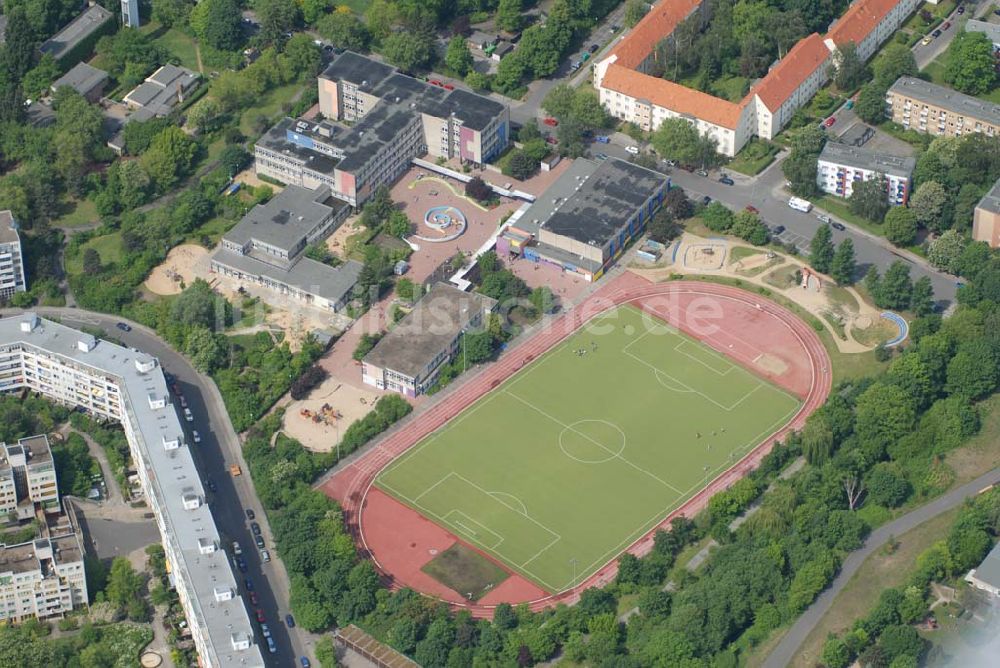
(733, 252, 774, 272)
(144, 245, 210, 296)
(283, 376, 380, 452)
(684, 244, 727, 270)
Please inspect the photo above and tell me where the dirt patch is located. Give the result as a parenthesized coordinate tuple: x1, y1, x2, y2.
(282, 376, 379, 451)
(684, 244, 726, 270)
(851, 316, 896, 347)
(143, 245, 210, 296)
(421, 543, 511, 601)
(754, 353, 789, 376)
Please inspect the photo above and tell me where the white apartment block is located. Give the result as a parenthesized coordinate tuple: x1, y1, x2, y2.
(0, 211, 27, 300)
(817, 142, 915, 205)
(1, 435, 60, 519)
(0, 314, 264, 667)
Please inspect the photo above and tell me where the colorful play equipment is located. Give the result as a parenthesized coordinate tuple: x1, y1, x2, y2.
(414, 205, 467, 242)
(300, 404, 343, 426)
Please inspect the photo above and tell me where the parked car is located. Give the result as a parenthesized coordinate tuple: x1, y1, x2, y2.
(251, 522, 261, 536)
(179, 395, 187, 408)
(932, 29, 942, 37)
(192, 430, 201, 444)
(183, 408, 193, 422)
(625, 145, 640, 155)
(595, 152, 608, 160)
(823, 116, 836, 128)
(922, 34, 933, 45)
(817, 214, 832, 224)
(588, 44, 599, 53)
(266, 637, 277, 654)
(254, 535, 265, 549)
(570, 61, 581, 71)
(595, 135, 610, 144)
(719, 175, 734, 185)
(245, 578, 254, 591)
(543, 117, 558, 126)
(745, 204, 759, 214)
(665, 159, 678, 166)
(285, 614, 296, 628)
(696, 168, 708, 177)
(236, 557, 247, 573)
(942, 21, 951, 29)
(249, 592, 259, 605)
(301, 658, 312, 668)
(428, 79, 443, 86)
(232, 541, 242, 556)
(845, 99, 854, 109)
(206, 478, 217, 492)
(116, 322, 131, 332)
(261, 549, 271, 563)
(443, 83, 455, 90)
(256, 608, 265, 623)
(245, 509, 255, 520)
(260, 623, 271, 638)
(701, 195, 712, 205)
(831, 222, 846, 231)
(772, 225, 786, 235)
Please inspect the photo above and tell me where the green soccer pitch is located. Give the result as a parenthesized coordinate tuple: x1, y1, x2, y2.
(375, 305, 801, 593)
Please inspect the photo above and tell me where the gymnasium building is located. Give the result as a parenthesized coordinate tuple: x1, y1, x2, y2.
(497, 157, 669, 282)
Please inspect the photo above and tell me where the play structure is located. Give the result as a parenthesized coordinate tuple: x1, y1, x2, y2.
(801, 267, 821, 291)
(300, 404, 343, 426)
(414, 205, 468, 243)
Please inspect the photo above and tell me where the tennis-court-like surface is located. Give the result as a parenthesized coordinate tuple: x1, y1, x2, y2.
(375, 305, 800, 593)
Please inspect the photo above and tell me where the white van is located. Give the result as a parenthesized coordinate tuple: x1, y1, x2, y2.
(788, 196, 812, 213)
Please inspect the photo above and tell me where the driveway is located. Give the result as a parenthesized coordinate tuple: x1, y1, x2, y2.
(763, 465, 1000, 668)
(912, 1, 990, 70)
(0, 307, 315, 667)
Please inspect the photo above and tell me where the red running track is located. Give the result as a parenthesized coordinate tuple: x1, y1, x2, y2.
(319, 273, 832, 616)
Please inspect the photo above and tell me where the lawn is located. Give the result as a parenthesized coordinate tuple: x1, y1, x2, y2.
(144, 23, 201, 73)
(421, 543, 510, 601)
(728, 139, 780, 176)
(52, 198, 99, 229)
(65, 232, 123, 274)
(710, 75, 750, 103)
(239, 82, 307, 137)
(923, 54, 1000, 105)
(376, 305, 800, 593)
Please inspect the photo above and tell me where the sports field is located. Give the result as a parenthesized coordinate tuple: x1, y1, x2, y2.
(375, 305, 801, 593)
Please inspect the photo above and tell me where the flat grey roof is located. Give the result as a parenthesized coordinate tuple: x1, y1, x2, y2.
(974, 539, 1000, 590)
(52, 62, 108, 96)
(223, 185, 340, 254)
(977, 176, 1000, 215)
(364, 283, 496, 379)
(888, 76, 1000, 126)
(212, 249, 363, 305)
(124, 65, 200, 116)
(0, 211, 18, 244)
(517, 157, 668, 246)
(336, 103, 420, 172)
(39, 5, 113, 60)
(818, 142, 915, 179)
(257, 117, 341, 175)
(320, 51, 396, 91)
(0, 314, 264, 666)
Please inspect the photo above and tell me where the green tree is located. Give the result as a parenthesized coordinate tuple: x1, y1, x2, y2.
(866, 463, 911, 508)
(648, 209, 681, 243)
(381, 32, 434, 73)
(255, 0, 301, 45)
(507, 150, 537, 180)
(445, 36, 474, 76)
(833, 42, 868, 91)
(542, 83, 575, 120)
(141, 127, 198, 192)
(701, 202, 734, 232)
(883, 207, 918, 246)
(830, 238, 857, 285)
(624, 0, 649, 28)
(810, 223, 835, 273)
(855, 82, 887, 124)
(783, 150, 820, 197)
(910, 276, 934, 316)
(652, 117, 705, 164)
(854, 382, 916, 456)
(849, 177, 889, 223)
(20, 55, 61, 98)
(317, 9, 370, 51)
(465, 70, 490, 91)
(928, 230, 967, 274)
(570, 88, 610, 128)
(872, 43, 917, 87)
(909, 181, 951, 233)
(802, 414, 835, 465)
(301, 0, 335, 25)
(731, 209, 769, 245)
(944, 31, 998, 96)
(105, 557, 144, 610)
(879, 261, 914, 310)
(152, 0, 192, 28)
(946, 340, 1000, 398)
(191, 0, 244, 51)
(496, 0, 524, 32)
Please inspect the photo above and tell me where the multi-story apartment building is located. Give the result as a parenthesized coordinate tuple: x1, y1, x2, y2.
(211, 184, 362, 311)
(256, 51, 509, 208)
(886, 76, 1000, 138)
(595, 0, 920, 156)
(362, 283, 497, 397)
(0, 512, 88, 623)
(816, 142, 915, 205)
(0, 211, 27, 300)
(0, 314, 264, 667)
(0, 435, 60, 519)
(973, 177, 1000, 248)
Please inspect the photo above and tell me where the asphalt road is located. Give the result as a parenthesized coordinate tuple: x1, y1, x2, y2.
(0, 307, 313, 666)
(763, 465, 1000, 668)
(590, 137, 959, 308)
(911, 1, 989, 70)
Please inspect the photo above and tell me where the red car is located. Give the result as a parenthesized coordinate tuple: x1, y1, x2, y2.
(443, 83, 455, 90)
(823, 116, 836, 128)
(744, 204, 759, 214)
(428, 79, 443, 87)
(543, 117, 558, 127)
(255, 609, 265, 623)
(942, 21, 951, 29)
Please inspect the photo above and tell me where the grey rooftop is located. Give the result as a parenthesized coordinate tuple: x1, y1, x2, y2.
(223, 185, 344, 254)
(888, 76, 1000, 126)
(818, 142, 916, 179)
(51, 62, 108, 96)
(39, 5, 113, 60)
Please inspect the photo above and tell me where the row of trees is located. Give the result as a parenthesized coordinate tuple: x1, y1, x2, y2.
(809, 224, 857, 285)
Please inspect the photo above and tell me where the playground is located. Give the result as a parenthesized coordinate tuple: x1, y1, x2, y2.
(283, 376, 379, 452)
(143, 244, 210, 296)
(374, 304, 802, 594)
(416, 203, 468, 243)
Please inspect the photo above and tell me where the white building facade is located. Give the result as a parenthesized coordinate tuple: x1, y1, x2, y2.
(816, 143, 915, 205)
(0, 211, 27, 300)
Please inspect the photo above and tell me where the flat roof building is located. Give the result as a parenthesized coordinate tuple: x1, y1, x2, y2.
(211, 185, 361, 311)
(256, 52, 510, 208)
(0, 211, 27, 300)
(973, 177, 1000, 248)
(39, 4, 114, 64)
(498, 158, 669, 281)
(0, 435, 59, 520)
(965, 539, 1000, 597)
(886, 76, 1000, 139)
(0, 314, 264, 666)
(123, 64, 201, 120)
(51, 62, 109, 102)
(817, 142, 915, 205)
(362, 283, 497, 397)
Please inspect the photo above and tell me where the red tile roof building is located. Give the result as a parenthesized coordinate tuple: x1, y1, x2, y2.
(595, 0, 921, 156)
